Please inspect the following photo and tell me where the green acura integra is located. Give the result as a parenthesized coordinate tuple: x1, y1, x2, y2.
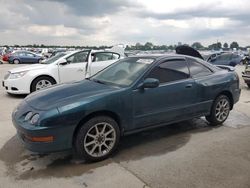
(12, 50, 241, 162)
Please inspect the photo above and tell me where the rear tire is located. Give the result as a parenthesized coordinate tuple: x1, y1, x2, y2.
(74, 116, 120, 162)
(31, 76, 56, 92)
(247, 83, 250, 88)
(206, 95, 231, 126)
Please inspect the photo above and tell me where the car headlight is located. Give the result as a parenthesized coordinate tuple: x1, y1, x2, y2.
(24, 112, 40, 125)
(30, 114, 40, 125)
(9, 71, 28, 79)
(24, 112, 33, 121)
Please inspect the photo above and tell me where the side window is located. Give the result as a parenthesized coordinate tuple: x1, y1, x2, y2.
(18, 52, 25, 56)
(216, 54, 232, 61)
(26, 53, 35, 57)
(94, 52, 113, 62)
(67, 51, 88, 63)
(146, 59, 189, 84)
(112, 53, 120, 60)
(188, 58, 212, 78)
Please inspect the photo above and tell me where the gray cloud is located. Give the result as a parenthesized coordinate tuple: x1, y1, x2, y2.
(0, 0, 250, 46)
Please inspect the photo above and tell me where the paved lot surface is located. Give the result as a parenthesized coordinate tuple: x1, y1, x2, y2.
(0, 64, 250, 188)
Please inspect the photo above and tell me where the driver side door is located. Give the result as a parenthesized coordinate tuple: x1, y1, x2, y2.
(132, 58, 197, 129)
(58, 51, 89, 83)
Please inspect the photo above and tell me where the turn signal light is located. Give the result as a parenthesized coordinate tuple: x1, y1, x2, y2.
(25, 135, 54, 142)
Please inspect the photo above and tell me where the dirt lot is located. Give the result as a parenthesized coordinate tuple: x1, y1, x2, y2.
(0, 64, 250, 188)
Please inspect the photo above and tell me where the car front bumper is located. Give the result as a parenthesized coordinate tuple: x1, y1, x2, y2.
(12, 102, 74, 153)
(2, 77, 31, 94)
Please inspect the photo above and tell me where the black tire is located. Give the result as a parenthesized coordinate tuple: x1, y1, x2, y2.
(206, 95, 231, 126)
(13, 59, 20, 64)
(247, 84, 250, 88)
(74, 116, 120, 162)
(31, 76, 56, 92)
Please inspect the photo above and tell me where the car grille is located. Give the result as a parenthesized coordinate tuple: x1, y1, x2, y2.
(4, 72, 10, 80)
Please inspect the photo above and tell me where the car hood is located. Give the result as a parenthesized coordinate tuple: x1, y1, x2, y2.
(9, 64, 48, 73)
(25, 80, 119, 110)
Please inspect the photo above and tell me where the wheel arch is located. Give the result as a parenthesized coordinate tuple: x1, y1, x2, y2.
(215, 90, 234, 110)
(30, 75, 57, 92)
(72, 110, 122, 145)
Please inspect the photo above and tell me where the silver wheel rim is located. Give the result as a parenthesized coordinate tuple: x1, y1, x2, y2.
(14, 60, 19, 64)
(215, 98, 230, 122)
(35, 80, 52, 90)
(84, 122, 116, 158)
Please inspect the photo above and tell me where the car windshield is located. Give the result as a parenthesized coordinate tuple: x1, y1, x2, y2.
(41, 52, 67, 64)
(90, 57, 155, 87)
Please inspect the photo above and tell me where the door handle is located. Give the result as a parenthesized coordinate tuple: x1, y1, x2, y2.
(185, 84, 192, 88)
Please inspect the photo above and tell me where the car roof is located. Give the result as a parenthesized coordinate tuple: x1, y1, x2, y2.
(128, 53, 197, 60)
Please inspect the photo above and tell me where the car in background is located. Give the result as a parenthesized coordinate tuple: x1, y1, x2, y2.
(242, 65, 250, 88)
(202, 52, 224, 62)
(208, 52, 243, 67)
(3, 47, 125, 94)
(8, 51, 43, 64)
(12, 52, 241, 162)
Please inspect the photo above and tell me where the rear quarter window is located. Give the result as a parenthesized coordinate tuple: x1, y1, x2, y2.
(187, 58, 212, 78)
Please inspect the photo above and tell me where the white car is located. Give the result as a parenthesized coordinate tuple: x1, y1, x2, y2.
(2, 47, 124, 94)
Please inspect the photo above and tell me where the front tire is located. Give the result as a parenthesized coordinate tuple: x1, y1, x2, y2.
(74, 116, 120, 162)
(206, 95, 231, 126)
(13, 59, 20, 64)
(31, 76, 56, 92)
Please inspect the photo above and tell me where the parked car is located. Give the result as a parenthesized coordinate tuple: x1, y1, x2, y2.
(2, 53, 11, 62)
(3, 47, 124, 94)
(208, 52, 243, 67)
(242, 65, 250, 88)
(202, 52, 224, 62)
(8, 51, 43, 64)
(12, 51, 241, 162)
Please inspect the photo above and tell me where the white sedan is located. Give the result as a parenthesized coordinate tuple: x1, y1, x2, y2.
(2, 48, 124, 94)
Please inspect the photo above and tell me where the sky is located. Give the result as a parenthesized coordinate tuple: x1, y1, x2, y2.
(1, 0, 250, 46)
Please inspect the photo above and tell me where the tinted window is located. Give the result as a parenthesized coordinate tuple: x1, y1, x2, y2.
(146, 59, 189, 83)
(216, 54, 232, 61)
(188, 58, 212, 78)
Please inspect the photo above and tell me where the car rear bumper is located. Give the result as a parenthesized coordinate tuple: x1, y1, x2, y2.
(242, 74, 250, 84)
(233, 88, 241, 104)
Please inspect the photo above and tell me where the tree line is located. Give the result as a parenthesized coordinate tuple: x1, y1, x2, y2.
(126, 41, 248, 51)
(2, 41, 249, 51)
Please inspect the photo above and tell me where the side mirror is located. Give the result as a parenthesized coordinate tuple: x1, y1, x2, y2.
(58, 58, 69, 65)
(138, 78, 159, 89)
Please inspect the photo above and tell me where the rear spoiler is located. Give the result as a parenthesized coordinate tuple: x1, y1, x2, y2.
(215, 65, 235, 71)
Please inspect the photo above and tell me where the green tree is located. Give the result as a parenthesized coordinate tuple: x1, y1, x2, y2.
(230, 42, 239, 49)
(223, 42, 228, 48)
(191, 42, 203, 49)
(144, 42, 153, 50)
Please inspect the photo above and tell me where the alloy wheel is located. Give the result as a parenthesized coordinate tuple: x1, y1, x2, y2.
(215, 98, 230, 122)
(84, 122, 116, 157)
(35, 80, 52, 90)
